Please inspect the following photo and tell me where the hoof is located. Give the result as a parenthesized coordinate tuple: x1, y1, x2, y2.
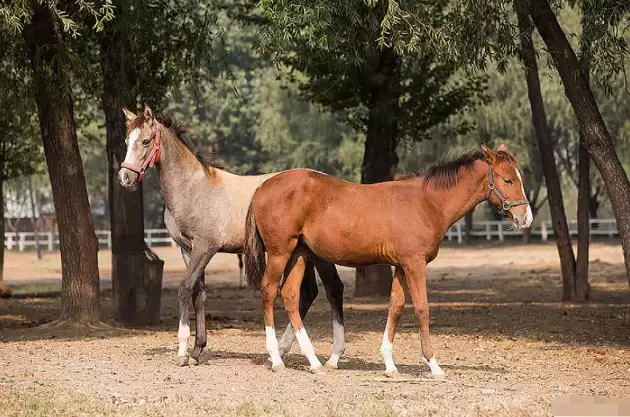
(384, 370, 400, 378)
(431, 370, 446, 379)
(310, 365, 326, 375)
(271, 363, 286, 373)
(189, 357, 199, 366)
(176, 356, 189, 367)
(324, 361, 338, 370)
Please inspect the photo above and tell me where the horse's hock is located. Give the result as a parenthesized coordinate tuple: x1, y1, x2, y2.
(113, 247, 164, 325)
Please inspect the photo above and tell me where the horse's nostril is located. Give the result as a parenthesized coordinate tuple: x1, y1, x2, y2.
(123, 172, 130, 182)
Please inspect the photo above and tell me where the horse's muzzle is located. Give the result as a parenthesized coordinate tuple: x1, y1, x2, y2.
(511, 205, 533, 229)
(118, 168, 138, 189)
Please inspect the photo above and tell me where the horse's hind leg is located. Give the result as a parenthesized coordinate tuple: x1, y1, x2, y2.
(261, 253, 290, 372)
(313, 258, 345, 369)
(381, 266, 406, 377)
(281, 249, 324, 374)
(277, 260, 318, 358)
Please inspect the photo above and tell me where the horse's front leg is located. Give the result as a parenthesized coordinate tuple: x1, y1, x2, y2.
(177, 245, 215, 366)
(381, 266, 405, 377)
(402, 256, 445, 378)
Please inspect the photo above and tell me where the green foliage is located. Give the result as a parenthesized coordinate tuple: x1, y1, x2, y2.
(0, 32, 44, 180)
(0, 0, 114, 35)
(258, 0, 487, 143)
(165, 16, 364, 181)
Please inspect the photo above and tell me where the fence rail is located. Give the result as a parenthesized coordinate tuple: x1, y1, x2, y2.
(4, 218, 620, 252)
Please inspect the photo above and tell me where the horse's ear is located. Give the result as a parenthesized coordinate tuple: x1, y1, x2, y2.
(122, 107, 137, 123)
(497, 143, 508, 152)
(481, 144, 496, 163)
(143, 105, 154, 125)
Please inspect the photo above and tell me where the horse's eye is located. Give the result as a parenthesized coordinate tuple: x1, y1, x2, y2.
(142, 139, 151, 146)
(503, 178, 514, 185)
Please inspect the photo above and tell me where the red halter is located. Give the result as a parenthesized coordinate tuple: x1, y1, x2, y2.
(121, 127, 161, 184)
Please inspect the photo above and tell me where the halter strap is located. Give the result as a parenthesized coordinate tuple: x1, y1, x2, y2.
(486, 164, 529, 215)
(121, 127, 161, 184)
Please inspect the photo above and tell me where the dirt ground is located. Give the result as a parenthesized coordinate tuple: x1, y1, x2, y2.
(0, 242, 629, 417)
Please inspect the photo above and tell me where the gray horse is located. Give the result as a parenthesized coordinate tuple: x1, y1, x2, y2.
(117, 107, 346, 369)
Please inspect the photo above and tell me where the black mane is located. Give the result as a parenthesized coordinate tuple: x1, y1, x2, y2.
(399, 149, 519, 189)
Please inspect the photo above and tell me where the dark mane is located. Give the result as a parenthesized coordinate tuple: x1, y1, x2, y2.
(129, 112, 225, 170)
(398, 149, 519, 189)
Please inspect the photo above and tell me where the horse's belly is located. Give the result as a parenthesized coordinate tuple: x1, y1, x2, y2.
(302, 223, 393, 267)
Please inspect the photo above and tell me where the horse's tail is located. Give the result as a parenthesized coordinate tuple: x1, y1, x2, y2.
(244, 200, 266, 290)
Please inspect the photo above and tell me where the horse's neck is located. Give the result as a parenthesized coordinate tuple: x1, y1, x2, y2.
(425, 161, 488, 230)
(156, 128, 218, 212)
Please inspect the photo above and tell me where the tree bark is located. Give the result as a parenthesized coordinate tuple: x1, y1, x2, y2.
(0, 161, 10, 298)
(100, 8, 164, 324)
(464, 209, 474, 244)
(26, 3, 100, 322)
(527, 0, 630, 290)
(575, 135, 591, 300)
(28, 175, 42, 260)
(574, 29, 592, 301)
(355, 47, 400, 297)
(516, 1, 576, 300)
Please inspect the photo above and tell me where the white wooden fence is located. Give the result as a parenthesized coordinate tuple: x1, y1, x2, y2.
(4, 218, 620, 251)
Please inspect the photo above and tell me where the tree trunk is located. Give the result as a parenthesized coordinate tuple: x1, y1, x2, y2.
(28, 175, 42, 260)
(527, 0, 630, 290)
(0, 165, 10, 298)
(355, 47, 400, 297)
(516, 1, 576, 300)
(100, 9, 164, 324)
(575, 135, 591, 300)
(26, 3, 100, 322)
(464, 209, 473, 244)
(589, 186, 600, 225)
(574, 31, 592, 301)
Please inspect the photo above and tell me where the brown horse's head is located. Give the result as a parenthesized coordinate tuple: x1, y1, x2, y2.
(482, 144, 533, 229)
(119, 106, 161, 189)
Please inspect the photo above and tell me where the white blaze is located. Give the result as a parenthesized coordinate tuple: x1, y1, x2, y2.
(123, 128, 140, 165)
(515, 169, 533, 228)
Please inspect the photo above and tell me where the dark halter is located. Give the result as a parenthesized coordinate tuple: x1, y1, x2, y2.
(121, 127, 161, 184)
(486, 164, 529, 215)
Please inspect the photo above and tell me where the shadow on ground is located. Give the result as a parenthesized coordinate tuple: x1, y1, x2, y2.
(1, 259, 628, 348)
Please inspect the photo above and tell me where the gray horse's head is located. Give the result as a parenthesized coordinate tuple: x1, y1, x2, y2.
(119, 106, 161, 189)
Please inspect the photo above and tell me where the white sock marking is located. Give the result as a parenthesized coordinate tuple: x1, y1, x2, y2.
(278, 323, 295, 356)
(294, 327, 323, 370)
(380, 328, 398, 374)
(326, 319, 346, 368)
(265, 326, 284, 368)
(177, 320, 190, 356)
(422, 356, 445, 377)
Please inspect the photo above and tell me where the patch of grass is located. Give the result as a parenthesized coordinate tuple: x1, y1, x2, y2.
(233, 401, 292, 417)
(360, 404, 399, 417)
(0, 389, 135, 417)
(9, 283, 62, 295)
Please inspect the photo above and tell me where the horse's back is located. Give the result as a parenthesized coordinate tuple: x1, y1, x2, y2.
(253, 169, 424, 266)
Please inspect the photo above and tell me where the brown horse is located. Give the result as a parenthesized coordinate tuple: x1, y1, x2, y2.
(244, 144, 531, 375)
(118, 107, 346, 369)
